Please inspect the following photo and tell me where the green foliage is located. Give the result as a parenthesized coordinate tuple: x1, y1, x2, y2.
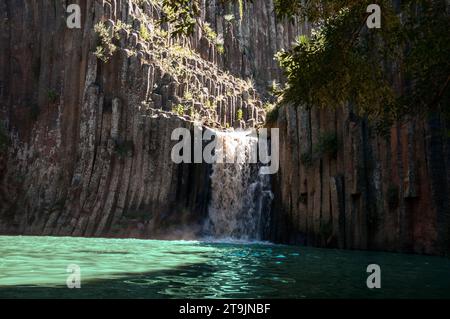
(236, 109, 243, 121)
(300, 152, 313, 167)
(94, 22, 117, 62)
(205, 100, 215, 110)
(276, 0, 450, 125)
(276, 2, 395, 119)
(202, 22, 217, 42)
(94, 21, 130, 62)
(0, 123, 9, 154)
(172, 104, 185, 116)
(189, 105, 200, 120)
(274, 0, 360, 22)
(301, 132, 339, 167)
(139, 23, 151, 42)
(136, 0, 450, 125)
(114, 139, 134, 158)
(202, 22, 225, 54)
(216, 43, 225, 55)
(47, 89, 59, 103)
(154, 28, 169, 38)
(161, 0, 252, 36)
(315, 132, 338, 158)
(161, 0, 201, 37)
(400, 1, 450, 116)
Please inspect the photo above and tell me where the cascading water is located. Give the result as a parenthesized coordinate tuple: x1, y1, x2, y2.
(203, 130, 273, 241)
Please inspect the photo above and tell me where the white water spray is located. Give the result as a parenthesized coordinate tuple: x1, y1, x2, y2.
(204, 130, 273, 240)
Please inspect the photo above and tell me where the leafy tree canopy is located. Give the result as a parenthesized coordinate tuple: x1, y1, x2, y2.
(160, 0, 450, 127)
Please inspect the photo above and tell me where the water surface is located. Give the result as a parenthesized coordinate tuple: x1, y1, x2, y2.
(0, 236, 449, 298)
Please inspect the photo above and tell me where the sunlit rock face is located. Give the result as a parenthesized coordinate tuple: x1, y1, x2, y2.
(0, 0, 296, 238)
(0, 0, 448, 256)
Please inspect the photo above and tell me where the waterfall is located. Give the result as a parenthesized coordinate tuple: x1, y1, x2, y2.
(203, 130, 273, 241)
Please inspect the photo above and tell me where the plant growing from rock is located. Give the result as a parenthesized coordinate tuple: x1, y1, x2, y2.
(47, 89, 59, 103)
(161, 0, 200, 37)
(94, 22, 118, 62)
(154, 28, 169, 39)
(275, 0, 450, 127)
(139, 23, 151, 42)
(94, 21, 131, 62)
(216, 43, 225, 55)
(114, 139, 134, 158)
(205, 100, 215, 110)
(236, 109, 243, 121)
(315, 132, 338, 158)
(202, 22, 225, 54)
(301, 132, 339, 167)
(184, 91, 193, 101)
(172, 104, 185, 116)
(160, 0, 450, 126)
(189, 106, 200, 120)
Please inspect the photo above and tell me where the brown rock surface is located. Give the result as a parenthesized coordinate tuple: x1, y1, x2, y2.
(0, 0, 294, 238)
(0, 0, 448, 255)
(270, 104, 450, 255)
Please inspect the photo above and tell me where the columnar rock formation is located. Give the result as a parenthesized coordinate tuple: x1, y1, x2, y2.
(0, 0, 297, 238)
(271, 105, 450, 255)
(0, 0, 448, 255)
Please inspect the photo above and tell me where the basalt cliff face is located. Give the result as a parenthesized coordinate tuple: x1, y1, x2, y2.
(0, 0, 299, 239)
(0, 0, 448, 255)
(271, 104, 450, 255)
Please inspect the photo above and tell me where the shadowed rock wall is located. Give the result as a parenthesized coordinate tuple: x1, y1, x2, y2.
(1, 0, 448, 255)
(0, 0, 298, 238)
(270, 104, 450, 255)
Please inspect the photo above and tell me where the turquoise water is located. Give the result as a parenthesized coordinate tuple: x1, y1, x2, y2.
(0, 236, 449, 299)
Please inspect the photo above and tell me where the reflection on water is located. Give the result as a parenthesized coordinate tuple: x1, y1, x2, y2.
(0, 236, 449, 298)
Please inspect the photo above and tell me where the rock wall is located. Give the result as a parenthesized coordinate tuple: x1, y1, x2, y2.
(200, 0, 305, 90)
(1, 0, 448, 255)
(0, 0, 297, 238)
(270, 104, 450, 255)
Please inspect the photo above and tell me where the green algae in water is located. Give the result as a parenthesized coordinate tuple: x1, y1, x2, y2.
(0, 236, 449, 299)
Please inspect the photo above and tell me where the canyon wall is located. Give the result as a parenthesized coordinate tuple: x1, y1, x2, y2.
(0, 0, 297, 238)
(270, 104, 450, 255)
(0, 0, 448, 255)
